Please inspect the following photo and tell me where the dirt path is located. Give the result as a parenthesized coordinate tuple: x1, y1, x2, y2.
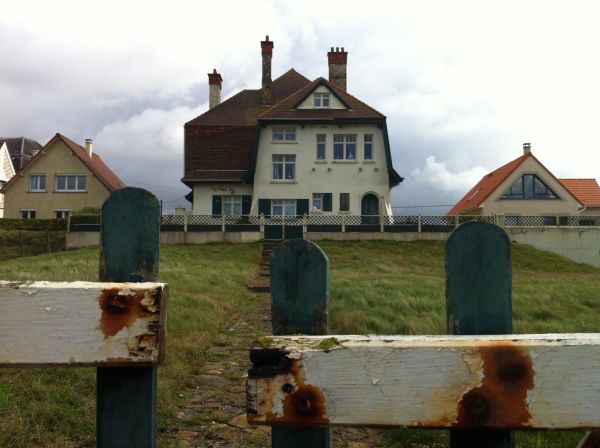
(172, 289, 386, 448)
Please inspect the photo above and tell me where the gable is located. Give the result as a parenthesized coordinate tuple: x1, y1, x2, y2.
(296, 85, 348, 110)
(487, 156, 579, 206)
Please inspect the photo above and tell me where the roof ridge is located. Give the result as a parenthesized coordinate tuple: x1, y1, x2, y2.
(185, 87, 257, 126)
(258, 78, 321, 118)
(328, 82, 387, 118)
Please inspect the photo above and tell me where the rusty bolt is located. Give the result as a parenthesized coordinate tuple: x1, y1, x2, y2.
(282, 383, 294, 394)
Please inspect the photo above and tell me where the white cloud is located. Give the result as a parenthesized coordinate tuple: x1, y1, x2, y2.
(410, 156, 488, 194)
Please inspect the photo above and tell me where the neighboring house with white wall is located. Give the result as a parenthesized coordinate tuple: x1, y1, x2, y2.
(447, 144, 589, 222)
(0, 142, 16, 218)
(183, 36, 403, 218)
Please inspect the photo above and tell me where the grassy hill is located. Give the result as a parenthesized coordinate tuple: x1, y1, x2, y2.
(0, 241, 598, 447)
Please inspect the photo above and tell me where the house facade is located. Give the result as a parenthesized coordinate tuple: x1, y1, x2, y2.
(1, 133, 125, 219)
(0, 142, 16, 218)
(183, 37, 402, 217)
(448, 144, 591, 221)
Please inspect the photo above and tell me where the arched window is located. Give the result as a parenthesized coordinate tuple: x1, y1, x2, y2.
(501, 174, 559, 200)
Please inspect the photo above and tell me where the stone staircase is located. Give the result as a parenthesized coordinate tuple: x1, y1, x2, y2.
(247, 241, 280, 293)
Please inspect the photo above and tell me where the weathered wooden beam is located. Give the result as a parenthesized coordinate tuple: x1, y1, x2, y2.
(247, 334, 600, 430)
(0, 280, 167, 367)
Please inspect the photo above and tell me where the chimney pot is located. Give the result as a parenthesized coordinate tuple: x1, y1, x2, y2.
(523, 142, 532, 155)
(85, 138, 93, 158)
(328, 46, 348, 91)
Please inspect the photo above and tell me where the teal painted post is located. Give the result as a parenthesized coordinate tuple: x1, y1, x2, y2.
(446, 221, 513, 448)
(270, 239, 331, 448)
(97, 187, 160, 448)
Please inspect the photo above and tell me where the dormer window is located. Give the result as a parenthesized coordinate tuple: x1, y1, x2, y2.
(501, 174, 559, 200)
(314, 93, 330, 108)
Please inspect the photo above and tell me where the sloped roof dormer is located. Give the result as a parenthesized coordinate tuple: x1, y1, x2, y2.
(293, 80, 350, 110)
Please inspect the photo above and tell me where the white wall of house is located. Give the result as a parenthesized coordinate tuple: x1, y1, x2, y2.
(251, 123, 392, 216)
(296, 86, 347, 109)
(192, 183, 253, 214)
(0, 143, 16, 218)
(481, 157, 579, 216)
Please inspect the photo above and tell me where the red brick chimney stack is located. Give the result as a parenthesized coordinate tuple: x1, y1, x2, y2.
(261, 35, 274, 105)
(208, 69, 223, 110)
(328, 46, 348, 91)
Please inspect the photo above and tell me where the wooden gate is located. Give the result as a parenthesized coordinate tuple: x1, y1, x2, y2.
(247, 222, 600, 448)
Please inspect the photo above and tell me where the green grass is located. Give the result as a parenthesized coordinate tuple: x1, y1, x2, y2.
(0, 240, 598, 447)
(0, 229, 66, 260)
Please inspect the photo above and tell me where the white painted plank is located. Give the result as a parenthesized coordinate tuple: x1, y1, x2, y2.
(247, 334, 600, 429)
(0, 281, 168, 366)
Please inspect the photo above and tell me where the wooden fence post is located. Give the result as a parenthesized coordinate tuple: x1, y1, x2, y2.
(446, 221, 513, 448)
(270, 239, 331, 448)
(97, 187, 160, 448)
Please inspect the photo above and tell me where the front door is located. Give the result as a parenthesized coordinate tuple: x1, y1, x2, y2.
(361, 194, 379, 225)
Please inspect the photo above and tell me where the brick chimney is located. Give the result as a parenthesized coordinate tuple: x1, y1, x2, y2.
(85, 138, 93, 158)
(523, 142, 531, 155)
(208, 69, 222, 110)
(328, 47, 348, 91)
(261, 35, 274, 105)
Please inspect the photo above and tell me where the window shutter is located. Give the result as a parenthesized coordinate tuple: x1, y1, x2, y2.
(297, 199, 309, 216)
(258, 199, 271, 218)
(212, 195, 222, 216)
(242, 195, 252, 215)
(323, 193, 332, 212)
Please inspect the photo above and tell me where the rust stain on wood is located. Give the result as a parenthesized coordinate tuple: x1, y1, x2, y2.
(455, 342, 534, 428)
(98, 288, 159, 338)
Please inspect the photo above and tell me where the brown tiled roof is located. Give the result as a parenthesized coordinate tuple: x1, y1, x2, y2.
(186, 69, 311, 126)
(258, 77, 385, 121)
(559, 179, 600, 206)
(182, 170, 247, 182)
(448, 152, 581, 215)
(1, 133, 125, 193)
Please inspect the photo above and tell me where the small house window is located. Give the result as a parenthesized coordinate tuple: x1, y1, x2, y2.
(314, 93, 330, 108)
(313, 193, 323, 211)
(333, 135, 357, 160)
(56, 175, 87, 192)
(21, 209, 36, 219)
(316, 135, 326, 160)
(272, 199, 296, 216)
(273, 128, 296, 142)
(364, 135, 373, 160)
(272, 155, 296, 180)
(222, 196, 242, 215)
(30, 174, 46, 192)
(339, 193, 350, 212)
(55, 209, 70, 219)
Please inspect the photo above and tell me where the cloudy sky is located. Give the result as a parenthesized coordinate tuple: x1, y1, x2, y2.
(2, 0, 600, 214)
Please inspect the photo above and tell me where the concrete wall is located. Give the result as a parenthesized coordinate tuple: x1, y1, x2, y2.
(506, 226, 600, 268)
(252, 123, 392, 215)
(160, 231, 262, 245)
(306, 232, 448, 242)
(66, 231, 100, 249)
(4, 139, 111, 219)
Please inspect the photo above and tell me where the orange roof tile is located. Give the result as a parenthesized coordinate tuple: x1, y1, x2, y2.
(559, 179, 600, 206)
(447, 154, 530, 215)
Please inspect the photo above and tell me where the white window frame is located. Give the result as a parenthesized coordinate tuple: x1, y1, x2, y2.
(222, 195, 242, 216)
(56, 174, 87, 192)
(333, 135, 357, 160)
(20, 209, 36, 219)
(272, 128, 296, 142)
(54, 209, 71, 219)
(364, 134, 373, 160)
(312, 193, 323, 211)
(30, 174, 46, 192)
(272, 199, 296, 216)
(316, 134, 326, 160)
(272, 155, 296, 180)
(313, 93, 331, 108)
